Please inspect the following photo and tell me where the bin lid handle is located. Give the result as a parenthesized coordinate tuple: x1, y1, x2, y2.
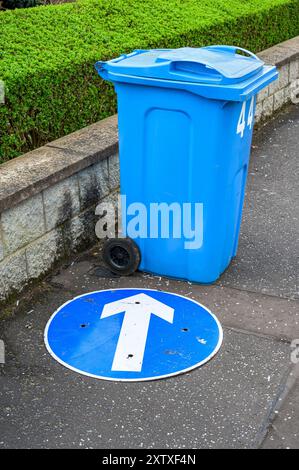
(203, 45, 260, 61)
(155, 46, 264, 84)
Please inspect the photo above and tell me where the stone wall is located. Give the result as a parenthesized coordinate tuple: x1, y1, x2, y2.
(0, 116, 119, 302)
(255, 36, 299, 121)
(0, 37, 298, 303)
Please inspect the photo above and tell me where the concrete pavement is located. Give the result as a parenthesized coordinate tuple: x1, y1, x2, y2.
(0, 105, 298, 449)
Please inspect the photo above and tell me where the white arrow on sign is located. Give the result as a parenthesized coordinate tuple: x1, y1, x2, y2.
(100, 293, 174, 372)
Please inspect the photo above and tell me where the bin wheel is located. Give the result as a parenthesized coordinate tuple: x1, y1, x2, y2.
(102, 238, 141, 276)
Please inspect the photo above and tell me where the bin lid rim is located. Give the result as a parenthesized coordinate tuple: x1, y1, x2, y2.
(97, 46, 265, 85)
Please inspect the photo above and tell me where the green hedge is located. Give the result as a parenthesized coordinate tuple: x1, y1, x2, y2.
(2, 0, 39, 9)
(0, 0, 299, 162)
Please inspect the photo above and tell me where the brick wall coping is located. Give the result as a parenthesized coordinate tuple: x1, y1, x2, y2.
(0, 115, 118, 213)
(258, 36, 299, 67)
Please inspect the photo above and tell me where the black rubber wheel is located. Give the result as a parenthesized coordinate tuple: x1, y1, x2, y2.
(102, 238, 141, 276)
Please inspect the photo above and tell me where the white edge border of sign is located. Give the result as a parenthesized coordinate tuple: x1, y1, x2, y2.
(44, 288, 224, 383)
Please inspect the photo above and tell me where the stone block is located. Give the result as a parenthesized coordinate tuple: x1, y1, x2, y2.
(273, 89, 286, 111)
(0, 227, 4, 262)
(78, 159, 109, 210)
(289, 79, 299, 104)
(256, 87, 269, 104)
(0, 251, 28, 301)
(254, 102, 263, 123)
(1, 194, 45, 256)
(26, 229, 64, 280)
(269, 64, 289, 95)
(262, 95, 274, 118)
(64, 208, 97, 254)
(108, 153, 120, 191)
(290, 59, 299, 81)
(43, 176, 80, 231)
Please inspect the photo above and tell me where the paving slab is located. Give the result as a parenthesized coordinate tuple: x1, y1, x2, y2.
(0, 291, 291, 449)
(50, 260, 299, 341)
(262, 370, 299, 449)
(218, 105, 299, 300)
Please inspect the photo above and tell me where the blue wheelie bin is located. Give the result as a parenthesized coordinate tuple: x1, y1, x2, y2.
(95, 46, 277, 283)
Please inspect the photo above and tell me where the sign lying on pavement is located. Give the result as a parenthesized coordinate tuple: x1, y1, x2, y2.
(45, 288, 223, 382)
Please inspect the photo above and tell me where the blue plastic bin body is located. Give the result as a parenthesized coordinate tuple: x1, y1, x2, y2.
(96, 46, 278, 283)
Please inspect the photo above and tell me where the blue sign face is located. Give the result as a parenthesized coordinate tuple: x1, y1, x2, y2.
(45, 289, 223, 381)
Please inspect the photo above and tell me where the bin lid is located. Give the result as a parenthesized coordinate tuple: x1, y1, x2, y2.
(97, 46, 265, 85)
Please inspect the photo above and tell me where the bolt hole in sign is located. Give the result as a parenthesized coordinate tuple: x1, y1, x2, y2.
(45, 289, 223, 382)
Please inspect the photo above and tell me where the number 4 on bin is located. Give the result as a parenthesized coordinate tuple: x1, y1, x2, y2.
(237, 96, 254, 138)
